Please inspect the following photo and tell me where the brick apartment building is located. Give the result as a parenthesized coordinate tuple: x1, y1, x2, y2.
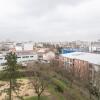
(60, 52, 100, 80)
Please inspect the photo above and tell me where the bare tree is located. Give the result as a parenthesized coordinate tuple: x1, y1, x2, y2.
(29, 73, 47, 100)
(28, 62, 51, 100)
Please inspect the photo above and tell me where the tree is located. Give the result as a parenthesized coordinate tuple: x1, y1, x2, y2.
(95, 70, 100, 100)
(28, 62, 50, 100)
(89, 69, 100, 100)
(30, 73, 47, 100)
(85, 64, 100, 100)
(4, 52, 19, 100)
(50, 59, 60, 72)
(67, 59, 75, 87)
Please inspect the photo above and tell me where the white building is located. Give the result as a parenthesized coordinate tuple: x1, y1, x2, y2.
(0, 51, 38, 69)
(0, 54, 6, 66)
(9, 42, 34, 52)
(89, 41, 100, 53)
(43, 51, 55, 61)
(16, 51, 38, 63)
(23, 43, 33, 51)
(15, 46, 23, 51)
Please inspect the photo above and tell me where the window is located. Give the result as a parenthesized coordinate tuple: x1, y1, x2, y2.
(25, 56, 29, 58)
(30, 56, 34, 58)
(0, 58, 3, 60)
(17, 57, 21, 59)
(22, 56, 29, 58)
(1, 63, 5, 66)
(22, 56, 26, 58)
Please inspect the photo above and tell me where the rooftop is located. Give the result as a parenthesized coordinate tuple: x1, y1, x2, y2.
(61, 52, 100, 65)
(16, 51, 36, 56)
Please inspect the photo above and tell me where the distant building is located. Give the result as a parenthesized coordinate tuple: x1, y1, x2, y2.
(23, 43, 33, 51)
(37, 48, 55, 62)
(0, 51, 38, 69)
(9, 42, 34, 52)
(60, 48, 76, 54)
(16, 51, 38, 63)
(60, 52, 100, 80)
(60, 47, 89, 54)
(0, 41, 14, 51)
(43, 51, 55, 61)
(89, 41, 100, 53)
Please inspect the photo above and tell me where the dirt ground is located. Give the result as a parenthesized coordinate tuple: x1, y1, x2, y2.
(0, 79, 50, 100)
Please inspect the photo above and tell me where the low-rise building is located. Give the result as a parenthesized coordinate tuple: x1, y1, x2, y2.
(16, 51, 38, 63)
(60, 52, 100, 80)
(37, 48, 55, 62)
(0, 51, 38, 69)
(43, 51, 55, 61)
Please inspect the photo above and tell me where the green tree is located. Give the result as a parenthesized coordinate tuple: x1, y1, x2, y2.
(5, 52, 19, 100)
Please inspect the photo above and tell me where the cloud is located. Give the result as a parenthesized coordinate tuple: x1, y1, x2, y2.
(0, 0, 100, 41)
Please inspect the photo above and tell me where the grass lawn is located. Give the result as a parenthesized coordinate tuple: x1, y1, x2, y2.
(48, 78, 67, 100)
(48, 78, 89, 100)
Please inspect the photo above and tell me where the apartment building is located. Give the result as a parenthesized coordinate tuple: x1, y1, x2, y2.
(89, 40, 100, 53)
(60, 52, 100, 80)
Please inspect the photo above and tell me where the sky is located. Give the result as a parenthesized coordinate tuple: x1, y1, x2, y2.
(0, 0, 100, 42)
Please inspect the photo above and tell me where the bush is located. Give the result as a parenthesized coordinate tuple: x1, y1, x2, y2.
(55, 84, 64, 93)
(51, 78, 66, 93)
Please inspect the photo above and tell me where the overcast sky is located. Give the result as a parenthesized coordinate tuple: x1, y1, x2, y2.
(0, 0, 100, 42)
